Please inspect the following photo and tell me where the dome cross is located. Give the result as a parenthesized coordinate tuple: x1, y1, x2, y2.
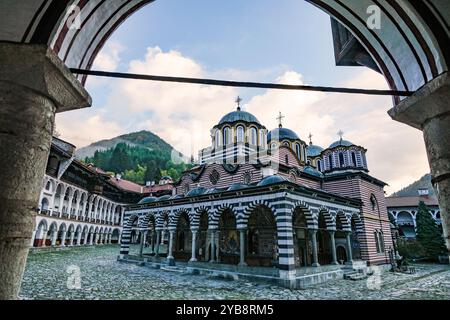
(276, 111, 285, 128)
(235, 96, 242, 111)
(337, 129, 344, 141)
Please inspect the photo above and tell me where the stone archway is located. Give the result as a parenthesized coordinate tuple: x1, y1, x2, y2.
(174, 212, 191, 262)
(292, 207, 313, 268)
(218, 209, 239, 265)
(246, 205, 277, 267)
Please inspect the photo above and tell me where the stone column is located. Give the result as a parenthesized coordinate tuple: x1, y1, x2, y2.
(0, 43, 90, 299)
(51, 231, 57, 247)
(239, 229, 247, 266)
(76, 233, 82, 246)
(155, 230, 161, 256)
(41, 231, 48, 247)
(89, 233, 94, 246)
(167, 230, 175, 266)
(209, 230, 216, 263)
(345, 232, 353, 263)
(310, 229, 320, 267)
(99, 233, 104, 245)
(328, 231, 338, 265)
(69, 232, 75, 246)
(388, 72, 450, 262)
(150, 231, 155, 254)
(60, 231, 67, 247)
(190, 230, 197, 262)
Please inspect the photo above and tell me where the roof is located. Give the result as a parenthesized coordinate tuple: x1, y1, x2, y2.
(386, 195, 440, 208)
(218, 110, 261, 126)
(329, 139, 354, 148)
(306, 144, 324, 157)
(267, 127, 300, 142)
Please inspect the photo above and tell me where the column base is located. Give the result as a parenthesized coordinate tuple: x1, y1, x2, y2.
(238, 262, 248, 267)
(189, 258, 197, 262)
(312, 262, 321, 267)
(167, 257, 175, 266)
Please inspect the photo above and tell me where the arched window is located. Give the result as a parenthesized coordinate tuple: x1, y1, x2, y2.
(295, 144, 301, 160)
(283, 141, 290, 147)
(317, 160, 322, 172)
(215, 130, 221, 148)
(307, 160, 311, 165)
(250, 127, 257, 145)
(351, 152, 357, 166)
(285, 154, 289, 165)
(370, 194, 378, 212)
(236, 126, 244, 143)
(328, 154, 333, 169)
(339, 153, 345, 167)
(45, 181, 51, 191)
(41, 198, 49, 211)
(223, 127, 231, 145)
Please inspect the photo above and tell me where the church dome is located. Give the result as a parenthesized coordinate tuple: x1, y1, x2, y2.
(186, 187, 207, 197)
(257, 175, 288, 187)
(227, 183, 249, 191)
(267, 128, 300, 142)
(303, 166, 324, 178)
(218, 110, 261, 126)
(306, 144, 324, 157)
(138, 196, 158, 204)
(329, 139, 354, 148)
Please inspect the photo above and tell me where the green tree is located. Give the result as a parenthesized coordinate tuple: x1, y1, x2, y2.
(415, 201, 446, 261)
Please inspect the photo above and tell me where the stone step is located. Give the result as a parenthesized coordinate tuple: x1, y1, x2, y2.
(160, 266, 186, 273)
(347, 274, 368, 281)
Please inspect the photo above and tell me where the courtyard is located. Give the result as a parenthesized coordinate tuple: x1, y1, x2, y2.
(20, 245, 450, 300)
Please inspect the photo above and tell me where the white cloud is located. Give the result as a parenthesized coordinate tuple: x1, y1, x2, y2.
(57, 46, 430, 194)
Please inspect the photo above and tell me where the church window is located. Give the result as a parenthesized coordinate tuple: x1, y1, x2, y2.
(295, 144, 301, 160)
(285, 154, 289, 165)
(250, 127, 257, 145)
(328, 154, 333, 169)
(317, 160, 322, 172)
(242, 172, 252, 185)
(223, 127, 231, 145)
(215, 131, 221, 148)
(370, 194, 378, 211)
(283, 141, 290, 147)
(307, 160, 311, 165)
(209, 170, 220, 185)
(351, 152, 357, 166)
(236, 126, 244, 143)
(374, 231, 380, 253)
(339, 153, 345, 167)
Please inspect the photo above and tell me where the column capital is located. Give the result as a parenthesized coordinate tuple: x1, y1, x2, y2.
(0, 43, 91, 113)
(388, 72, 449, 129)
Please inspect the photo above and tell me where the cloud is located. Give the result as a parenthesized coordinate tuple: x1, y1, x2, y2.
(57, 46, 430, 194)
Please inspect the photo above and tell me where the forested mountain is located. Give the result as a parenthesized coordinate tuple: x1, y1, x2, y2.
(77, 131, 191, 184)
(391, 173, 434, 197)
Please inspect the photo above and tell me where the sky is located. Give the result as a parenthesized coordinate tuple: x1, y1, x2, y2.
(56, 0, 430, 195)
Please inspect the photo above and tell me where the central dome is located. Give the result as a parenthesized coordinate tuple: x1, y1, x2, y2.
(267, 127, 300, 142)
(218, 110, 261, 126)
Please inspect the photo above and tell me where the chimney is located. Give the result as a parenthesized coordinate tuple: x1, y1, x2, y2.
(418, 188, 429, 197)
(115, 173, 122, 181)
(145, 181, 152, 187)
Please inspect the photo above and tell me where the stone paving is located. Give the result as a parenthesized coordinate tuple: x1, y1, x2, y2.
(19, 245, 450, 300)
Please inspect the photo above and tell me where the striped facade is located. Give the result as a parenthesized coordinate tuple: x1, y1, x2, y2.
(121, 184, 364, 284)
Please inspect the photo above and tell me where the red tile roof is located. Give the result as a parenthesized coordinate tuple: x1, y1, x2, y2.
(108, 177, 144, 194)
(386, 195, 439, 207)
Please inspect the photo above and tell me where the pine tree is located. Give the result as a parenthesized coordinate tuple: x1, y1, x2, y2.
(415, 201, 446, 261)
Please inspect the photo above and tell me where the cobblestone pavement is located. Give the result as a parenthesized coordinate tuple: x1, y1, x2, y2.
(20, 245, 450, 300)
